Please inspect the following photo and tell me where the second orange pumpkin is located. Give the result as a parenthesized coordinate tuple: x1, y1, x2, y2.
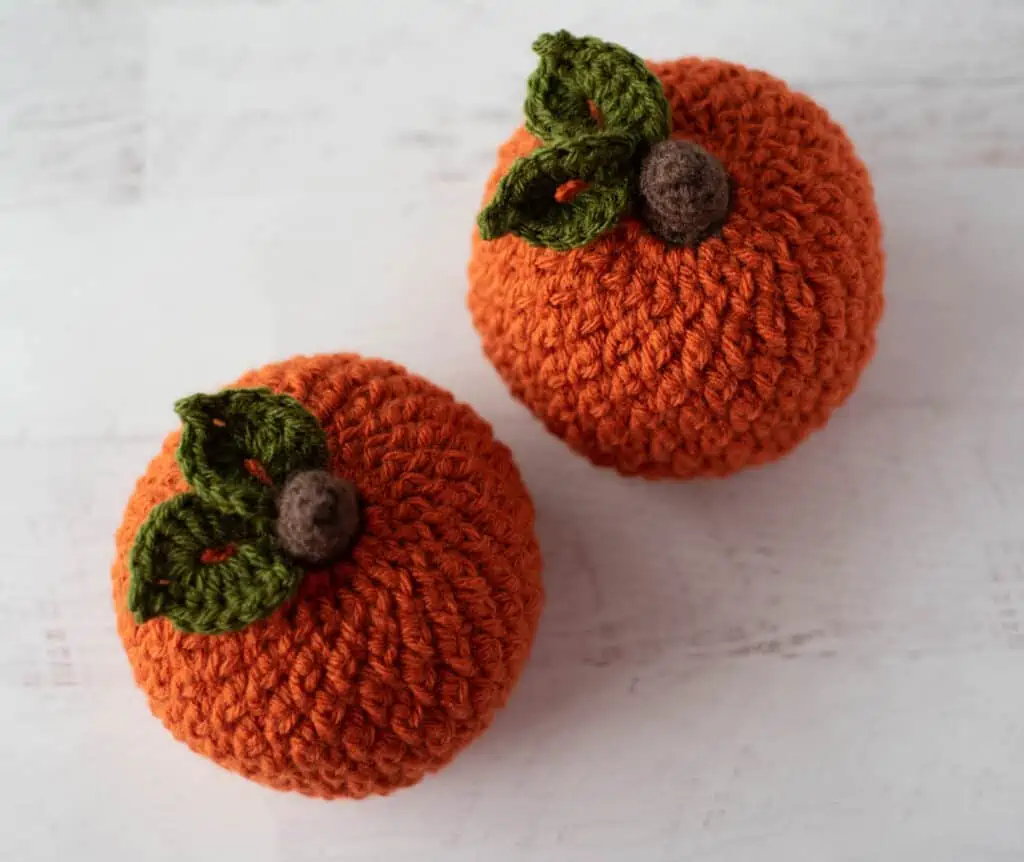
(469, 36, 884, 479)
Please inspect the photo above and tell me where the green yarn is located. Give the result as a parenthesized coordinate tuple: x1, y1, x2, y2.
(128, 493, 303, 635)
(175, 389, 328, 519)
(478, 30, 671, 250)
(525, 31, 670, 145)
(478, 134, 633, 250)
(128, 388, 330, 635)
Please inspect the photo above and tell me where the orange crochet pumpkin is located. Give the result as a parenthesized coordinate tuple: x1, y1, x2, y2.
(112, 354, 543, 798)
(468, 32, 884, 478)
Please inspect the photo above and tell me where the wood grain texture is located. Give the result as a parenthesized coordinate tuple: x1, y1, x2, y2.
(2, 2, 1023, 860)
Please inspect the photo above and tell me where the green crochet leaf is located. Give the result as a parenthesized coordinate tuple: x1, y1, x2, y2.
(128, 493, 304, 635)
(175, 388, 328, 518)
(525, 31, 670, 147)
(480, 31, 671, 250)
(478, 134, 633, 250)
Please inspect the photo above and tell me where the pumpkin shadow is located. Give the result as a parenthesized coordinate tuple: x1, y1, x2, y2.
(455, 180, 987, 770)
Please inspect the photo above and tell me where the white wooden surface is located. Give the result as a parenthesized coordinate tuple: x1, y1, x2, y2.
(2, 2, 1024, 860)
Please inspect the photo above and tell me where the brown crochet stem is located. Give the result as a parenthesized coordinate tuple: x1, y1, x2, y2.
(275, 470, 360, 566)
(639, 139, 730, 246)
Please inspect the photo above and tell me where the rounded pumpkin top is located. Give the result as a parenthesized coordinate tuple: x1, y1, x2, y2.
(112, 353, 543, 798)
(469, 40, 884, 479)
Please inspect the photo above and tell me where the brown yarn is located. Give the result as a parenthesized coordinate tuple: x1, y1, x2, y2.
(639, 138, 730, 245)
(275, 469, 360, 565)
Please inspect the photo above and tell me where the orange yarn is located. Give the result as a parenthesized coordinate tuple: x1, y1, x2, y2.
(469, 59, 885, 478)
(112, 354, 544, 798)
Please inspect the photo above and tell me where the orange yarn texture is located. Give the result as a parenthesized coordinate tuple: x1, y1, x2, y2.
(112, 354, 544, 798)
(469, 59, 885, 478)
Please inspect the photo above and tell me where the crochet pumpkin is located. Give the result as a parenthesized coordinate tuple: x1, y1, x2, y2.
(111, 354, 543, 798)
(468, 32, 885, 478)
